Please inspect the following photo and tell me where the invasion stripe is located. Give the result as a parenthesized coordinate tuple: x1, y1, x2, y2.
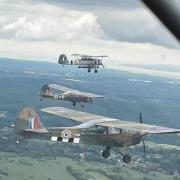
(51, 136, 80, 143)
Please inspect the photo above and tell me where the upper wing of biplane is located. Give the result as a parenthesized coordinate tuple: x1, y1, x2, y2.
(48, 84, 103, 98)
(71, 54, 108, 58)
(41, 106, 180, 135)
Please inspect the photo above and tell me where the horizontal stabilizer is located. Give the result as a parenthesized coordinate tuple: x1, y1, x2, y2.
(24, 128, 48, 133)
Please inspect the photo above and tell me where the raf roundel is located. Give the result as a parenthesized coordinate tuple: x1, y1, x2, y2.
(61, 129, 71, 139)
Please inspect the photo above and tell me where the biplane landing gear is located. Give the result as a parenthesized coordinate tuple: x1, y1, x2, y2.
(123, 154, 131, 164)
(94, 69, 98, 73)
(73, 102, 76, 106)
(88, 68, 91, 73)
(80, 104, 84, 108)
(102, 147, 111, 158)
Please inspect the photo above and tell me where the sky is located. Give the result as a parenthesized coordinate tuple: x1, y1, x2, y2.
(0, 0, 180, 72)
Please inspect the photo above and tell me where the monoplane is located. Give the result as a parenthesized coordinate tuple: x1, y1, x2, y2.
(40, 84, 103, 108)
(58, 54, 108, 73)
(15, 107, 180, 164)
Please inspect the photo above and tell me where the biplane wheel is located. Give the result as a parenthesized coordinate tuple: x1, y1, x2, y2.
(123, 154, 131, 164)
(88, 68, 91, 73)
(73, 102, 76, 106)
(102, 149, 110, 158)
(94, 69, 98, 73)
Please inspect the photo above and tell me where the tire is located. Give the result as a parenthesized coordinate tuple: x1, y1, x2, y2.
(123, 154, 131, 164)
(102, 150, 110, 158)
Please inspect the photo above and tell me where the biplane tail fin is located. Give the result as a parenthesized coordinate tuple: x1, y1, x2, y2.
(15, 107, 44, 134)
(58, 54, 69, 65)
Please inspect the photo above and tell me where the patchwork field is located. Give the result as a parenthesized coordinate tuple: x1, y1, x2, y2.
(0, 151, 176, 180)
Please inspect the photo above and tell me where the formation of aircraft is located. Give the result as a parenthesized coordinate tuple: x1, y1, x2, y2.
(40, 84, 103, 108)
(13, 0, 180, 164)
(15, 107, 180, 164)
(58, 54, 108, 73)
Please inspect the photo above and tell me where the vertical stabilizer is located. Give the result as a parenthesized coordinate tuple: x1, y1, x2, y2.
(15, 107, 44, 134)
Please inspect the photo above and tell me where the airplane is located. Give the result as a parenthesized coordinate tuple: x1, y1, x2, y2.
(40, 84, 103, 108)
(14, 107, 180, 164)
(58, 54, 108, 73)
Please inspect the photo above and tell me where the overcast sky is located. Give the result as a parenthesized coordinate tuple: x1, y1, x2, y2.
(0, 0, 180, 68)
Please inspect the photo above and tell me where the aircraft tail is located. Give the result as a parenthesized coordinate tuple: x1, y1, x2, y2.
(58, 54, 69, 65)
(15, 107, 44, 134)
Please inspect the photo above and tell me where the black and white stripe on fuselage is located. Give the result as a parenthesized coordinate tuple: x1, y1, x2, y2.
(51, 136, 80, 143)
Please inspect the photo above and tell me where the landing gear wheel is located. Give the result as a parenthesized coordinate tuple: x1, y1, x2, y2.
(94, 69, 98, 73)
(88, 68, 91, 73)
(73, 102, 76, 106)
(123, 154, 131, 164)
(80, 104, 84, 108)
(102, 149, 110, 158)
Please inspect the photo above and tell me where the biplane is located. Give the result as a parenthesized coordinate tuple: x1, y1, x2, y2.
(15, 107, 180, 164)
(58, 54, 108, 73)
(40, 84, 103, 108)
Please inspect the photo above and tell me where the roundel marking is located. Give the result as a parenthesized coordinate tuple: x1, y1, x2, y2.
(61, 129, 71, 139)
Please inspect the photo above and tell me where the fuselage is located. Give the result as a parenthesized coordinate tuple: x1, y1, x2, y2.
(42, 92, 91, 104)
(76, 58, 103, 69)
(18, 126, 143, 148)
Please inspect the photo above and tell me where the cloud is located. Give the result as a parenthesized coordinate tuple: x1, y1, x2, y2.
(97, 9, 179, 48)
(29, 0, 141, 9)
(0, 0, 178, 48)
(0, 5, 103, 41)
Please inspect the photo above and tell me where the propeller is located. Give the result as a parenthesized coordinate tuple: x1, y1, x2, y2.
(139, 112, 146, 154)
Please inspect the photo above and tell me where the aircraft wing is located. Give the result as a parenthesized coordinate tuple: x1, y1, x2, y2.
(72, 54, 108, 58)
(48, 84, 74, 92)
(48, 84, 103, 98)
(42, 107, 180, 135)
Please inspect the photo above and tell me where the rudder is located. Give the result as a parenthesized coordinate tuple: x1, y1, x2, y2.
(15, 107, 43, 134)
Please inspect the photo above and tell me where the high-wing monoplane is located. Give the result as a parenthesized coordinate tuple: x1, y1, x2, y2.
(58, 54, 108, 73)
(40, 84, 103, 108)
(15, 107, 180, 164)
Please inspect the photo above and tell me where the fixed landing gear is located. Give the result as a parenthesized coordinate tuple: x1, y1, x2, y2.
(102, 147, 111, 158)
(80, 104, 84, 108)
(123, 154, 131, 164)
(73, 102, 76, 106)
(88, 68, 91, 73)
(94, 69, 98, 73)
(102, 146, 132, 163)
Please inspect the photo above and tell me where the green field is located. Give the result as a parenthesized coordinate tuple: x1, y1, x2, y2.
(0, 152, 175, 180)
